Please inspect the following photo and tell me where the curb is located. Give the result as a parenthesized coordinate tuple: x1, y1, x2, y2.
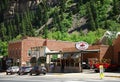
(105, 75, 120, 78)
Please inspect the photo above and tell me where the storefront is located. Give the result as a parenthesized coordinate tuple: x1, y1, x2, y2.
(46, 49, 100, 73)
(8, 36, 117, 72)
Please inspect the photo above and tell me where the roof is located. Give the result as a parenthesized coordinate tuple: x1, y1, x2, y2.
(46, 49, 100, 55)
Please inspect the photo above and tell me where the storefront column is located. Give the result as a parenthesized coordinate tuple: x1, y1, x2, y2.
(79, 53, 82, 72)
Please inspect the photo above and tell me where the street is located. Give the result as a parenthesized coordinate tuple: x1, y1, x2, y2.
(0, 71, 120, 82)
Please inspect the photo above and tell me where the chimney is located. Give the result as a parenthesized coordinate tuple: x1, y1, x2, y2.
(43, 38, 48, 46)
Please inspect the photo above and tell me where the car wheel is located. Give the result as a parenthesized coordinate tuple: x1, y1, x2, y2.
(10, 72, 13, 75)
(17, 72, 20, 75)
(43, 73, 46, 75)
(95, 70, 99, 73)
(30, 73, 32, 75)
(6, 72, 8, 75)
(36, 73, 40, 75)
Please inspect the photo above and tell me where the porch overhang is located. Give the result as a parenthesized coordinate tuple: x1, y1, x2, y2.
(46, 49, 100, 55)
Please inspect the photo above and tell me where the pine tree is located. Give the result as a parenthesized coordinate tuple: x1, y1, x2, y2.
(113, 0, 119, 15)
(100, 0, 104, 5)
(21, 19, 26, 35)
(0, 23, 6, 41)
(43, 25, 48, 38)
(7, 21, 13, 40)
(86, 2, 96, 30)
(59, 0, 66, 12)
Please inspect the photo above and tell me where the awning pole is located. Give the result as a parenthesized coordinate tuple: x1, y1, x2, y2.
(81, 53, 83, 72)
(79, 53, 83, 72)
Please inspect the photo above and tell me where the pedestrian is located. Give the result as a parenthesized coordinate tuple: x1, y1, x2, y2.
(50, 63, 54, 72)
(61, 60, 65, 73)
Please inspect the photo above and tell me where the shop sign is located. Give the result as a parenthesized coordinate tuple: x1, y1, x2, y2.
(75, 41, 89, 50)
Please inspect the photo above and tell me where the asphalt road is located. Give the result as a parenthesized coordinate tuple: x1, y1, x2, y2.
(0, 72, 120, 82)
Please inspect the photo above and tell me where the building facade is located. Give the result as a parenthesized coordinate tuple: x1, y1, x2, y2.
(8, 37, 75, 66)
(8, 36, 120, 72)
(113, 35, 120, 65)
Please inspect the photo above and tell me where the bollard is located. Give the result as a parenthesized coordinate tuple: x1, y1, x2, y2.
(99, 65, 104, 79)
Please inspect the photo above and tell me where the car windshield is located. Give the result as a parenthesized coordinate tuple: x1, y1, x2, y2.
(12, 66, 19, 69)
(8, 67, 11, 70)
(33, 66, 39, 69)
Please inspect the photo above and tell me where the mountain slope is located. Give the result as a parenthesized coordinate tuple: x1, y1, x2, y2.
(0, 0, 120, 43)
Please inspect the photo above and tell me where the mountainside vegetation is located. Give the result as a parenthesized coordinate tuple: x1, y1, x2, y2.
(0, 0, 120, 56)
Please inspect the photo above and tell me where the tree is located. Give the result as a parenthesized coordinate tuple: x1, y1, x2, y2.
(86, 2, 96, 30)
(0, 40, 8, 56)
(113, 0, 120, 15)
(43, 25, 48, 39)
(0, 23, 7, 41)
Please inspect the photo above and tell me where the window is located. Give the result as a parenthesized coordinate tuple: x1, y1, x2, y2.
(28, 49, 32, 57)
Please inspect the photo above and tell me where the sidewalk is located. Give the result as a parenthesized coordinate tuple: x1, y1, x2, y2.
(47, 70, 120, 80)
(0, 72, 6, 75)
(0, 70, 120, 80)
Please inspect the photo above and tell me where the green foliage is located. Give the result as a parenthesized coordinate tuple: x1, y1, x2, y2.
(79, 4, 86, 17)
(106, 20, 120, 31)
(0, 0, 120, 58)
(0, 40, 8, 56)
(46, 28, 105, 44)
(0, 0, 119, 46)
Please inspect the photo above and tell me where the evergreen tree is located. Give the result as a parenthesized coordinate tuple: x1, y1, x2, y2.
(7, 21, 13, 40)
(21, 19, 26, 35)
(90, 0, 98, 28)
(100, 0, 104, 5)
(86, 2, 96, 30)
(59, 0, 66, 12)
(43, 25, 48, 38)
(113, 0, 120, 15)
(0, 23, 6, 41)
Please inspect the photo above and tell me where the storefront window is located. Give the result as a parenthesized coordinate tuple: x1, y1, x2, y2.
(28, 49, 32, 57)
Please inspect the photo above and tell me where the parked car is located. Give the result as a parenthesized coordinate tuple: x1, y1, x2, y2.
(6, 66, 19, 75)
(94, 63, 118, 72)
(82, 62, 90, 69)
(18, 66, 32, 75)
(0, 67, 4, 72)
(30, 66, 47, 75)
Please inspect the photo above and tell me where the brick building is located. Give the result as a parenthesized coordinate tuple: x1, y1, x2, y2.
(8, 37, 75, 66)
(113, 35, 120, 65)
(8, 36, 120, 72)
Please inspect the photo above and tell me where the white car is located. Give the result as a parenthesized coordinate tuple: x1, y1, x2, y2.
(6, 66, 19, 75)
(18, 66, 32, 75)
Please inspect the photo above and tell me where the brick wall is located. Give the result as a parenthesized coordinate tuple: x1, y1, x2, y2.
(83, 45, 100, 62)
(21, 37, 46, 65)
(47, 40, 75, 51)
(99, 45, 113, 62)
(113, 36, 120, 64)
(8, 41, 22, 64)
(8, 37, 116, 66)
(8, 37, 75, 66)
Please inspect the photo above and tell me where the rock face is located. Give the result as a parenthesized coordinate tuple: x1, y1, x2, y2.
(4, 0, 41, 19)
(3, 0, 62, 19)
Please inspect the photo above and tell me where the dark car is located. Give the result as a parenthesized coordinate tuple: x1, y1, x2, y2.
(30, 66, 47, 75)
(82, 62, 90, 69)
(18, 66, 32, 75)
(6, 66, 19, 75)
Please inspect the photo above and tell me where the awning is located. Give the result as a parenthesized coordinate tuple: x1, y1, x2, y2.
(46, 49, 100, 55)
(71, 54, 80, 58)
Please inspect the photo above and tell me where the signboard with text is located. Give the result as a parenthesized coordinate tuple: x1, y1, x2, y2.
(75, 41, 89, 50)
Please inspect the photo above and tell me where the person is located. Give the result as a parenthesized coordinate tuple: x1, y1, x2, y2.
(50, 63, 54, 72)
(61, 60, 65, 73)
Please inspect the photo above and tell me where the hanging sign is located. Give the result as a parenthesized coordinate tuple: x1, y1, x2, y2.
(75, 41, 89, 50)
